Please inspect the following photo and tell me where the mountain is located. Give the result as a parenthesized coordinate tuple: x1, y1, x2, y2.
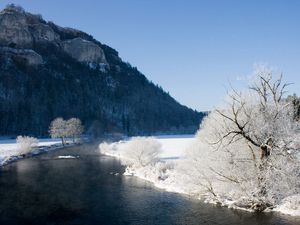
(0, 4, 205, 137)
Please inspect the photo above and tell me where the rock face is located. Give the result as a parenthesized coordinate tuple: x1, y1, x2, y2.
(29, 23, 60, 43)
(0, 4, 107, 66)
(0, 47, 43, 65)
(0, 6, 33, 48)
(0, 4, 204, 137)
(62, 38, 107, 64)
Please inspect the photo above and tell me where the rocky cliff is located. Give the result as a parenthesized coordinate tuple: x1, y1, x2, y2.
(0, 4, 204, 137)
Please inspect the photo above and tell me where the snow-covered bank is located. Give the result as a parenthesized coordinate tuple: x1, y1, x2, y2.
(0, 138, 73, 166)
(100, 136, 190, 197)
(99, 135, 300, 217)
(274, 195, 300, 217)
(100, 135, 194, 160)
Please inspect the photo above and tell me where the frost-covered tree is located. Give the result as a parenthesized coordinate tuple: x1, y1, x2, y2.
(179, 66, 300, 211)
(16, 136, 39, 155)
(286, 94, 300, 120)
(49, 118, 67, 145)
(49, 117, 84, 145)
(66, 118, 84, 143)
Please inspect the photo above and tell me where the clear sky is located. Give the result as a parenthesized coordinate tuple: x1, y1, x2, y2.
(1, 0, 300, 111)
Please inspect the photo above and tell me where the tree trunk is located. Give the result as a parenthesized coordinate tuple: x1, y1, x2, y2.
(258, 144, 271, 198)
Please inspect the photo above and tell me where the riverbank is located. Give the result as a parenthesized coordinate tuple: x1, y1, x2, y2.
(99, 135, 300, 217)
(0, 138, 78, 167)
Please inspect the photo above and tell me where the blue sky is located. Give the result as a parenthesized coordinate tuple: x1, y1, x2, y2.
(1, 1, 300, 111)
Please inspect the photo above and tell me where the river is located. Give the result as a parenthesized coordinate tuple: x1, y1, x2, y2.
(0, 144, 299, 225)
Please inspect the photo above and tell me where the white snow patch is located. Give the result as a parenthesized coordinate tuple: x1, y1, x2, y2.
(102, 135, 194, 160)
(57, 155, 79, 159)
(156, 135, 194, 160)
(274, 195, 300, 216)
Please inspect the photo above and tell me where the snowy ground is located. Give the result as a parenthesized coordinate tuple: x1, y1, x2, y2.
(155, 135, 194, 160)
(0, 138, 64, 165)
(99, 135, 300, 217)
(101, 135, 194, 162)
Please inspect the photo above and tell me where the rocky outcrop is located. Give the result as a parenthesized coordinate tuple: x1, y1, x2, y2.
(16, 49, 43, 65)
(0, 4, 107, 66)
(0, 6, 33, 48)
(0, 47, 43, 65)
(49, 24, 93, 41)
(62, 38, 107, 64)
(29, 23, 60, 43)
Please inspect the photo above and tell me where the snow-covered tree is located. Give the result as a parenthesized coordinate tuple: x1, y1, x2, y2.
(179, 66, 300, 211)
(49, 117, 84, 145)
(49, 118, 67, 145)
(16, 136, 39, 155)
(66, 118, 84, 143)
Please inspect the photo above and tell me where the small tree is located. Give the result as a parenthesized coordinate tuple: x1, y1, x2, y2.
(16, 136, 39, 155)
(49, 118, 67, 145)
(66, 118, 84, 143)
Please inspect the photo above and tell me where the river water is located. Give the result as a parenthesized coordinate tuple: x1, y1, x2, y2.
(0, 144, 299, 225)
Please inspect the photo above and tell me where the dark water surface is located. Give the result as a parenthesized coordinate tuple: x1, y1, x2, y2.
(0, 144, 299, 225)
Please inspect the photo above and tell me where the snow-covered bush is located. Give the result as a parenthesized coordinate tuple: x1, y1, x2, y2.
(99, 142, 120, 156)
(151, 161, 174, 181)
(99, 137, 168, 182)
(178, 66, 300, 211)
(121, 137, 162, 168)
(16, 136, 39, 155)
(99, 142, 111, 154)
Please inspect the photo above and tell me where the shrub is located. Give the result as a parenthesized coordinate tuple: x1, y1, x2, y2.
(16, 136, 39, 155)
(121, 137, 162, 168)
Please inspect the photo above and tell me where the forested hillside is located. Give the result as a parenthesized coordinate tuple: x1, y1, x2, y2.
(0, 5, 204, 137)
